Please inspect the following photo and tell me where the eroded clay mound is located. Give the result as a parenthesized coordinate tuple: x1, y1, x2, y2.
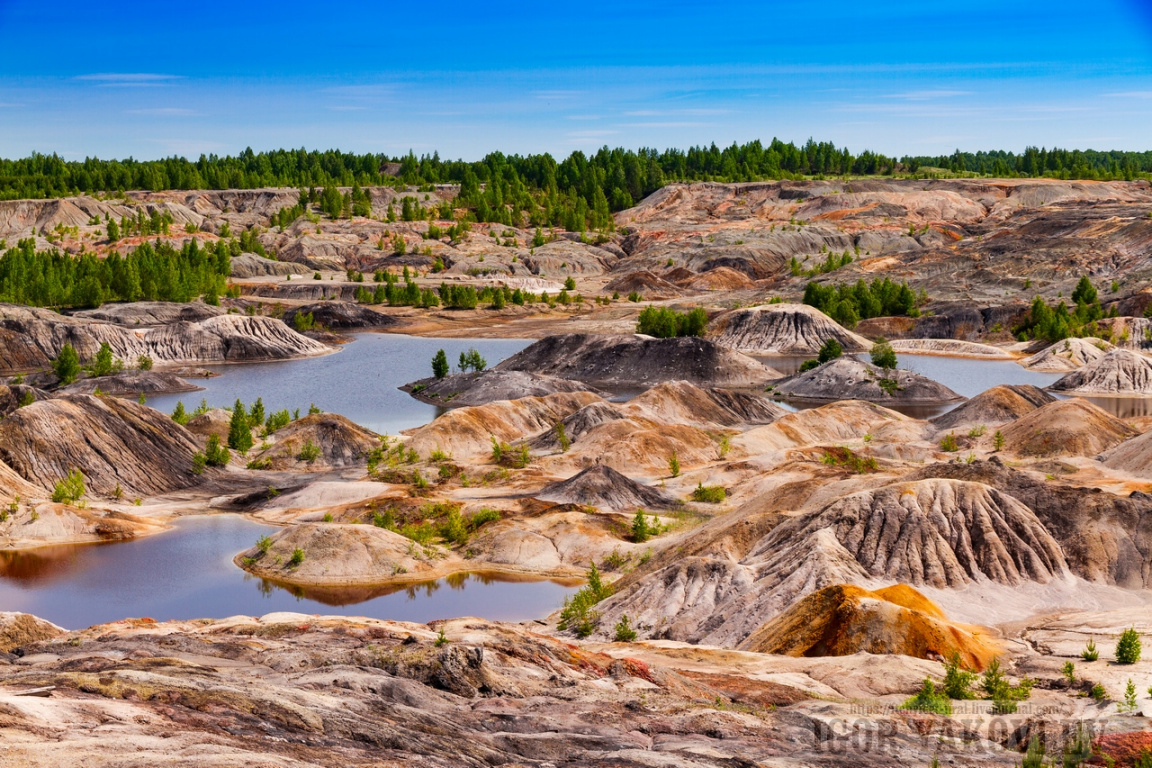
(739, 400, 917, 454)
(0, 504, 163, 548)
(772, 357, 962, 403)
(602, 270, 682, 297)
(739, 584, 1000, 669)
(598, 478, 1068, 646)
(0, 612, 65, 652)
(496, 333, 780, 388)
(403, 370, 601, 408)
(229, 252, 311, 278)
(283, 301, 398, 330)
(763, 479, 1069, 589)
(1000, 398, 1136, 457)
(236, 523, 436, 586)
(250, 414, 381, 469)
(621, 380, 786, 428)
(1102, 430, 1152, 479)
(72, 301, 223, 326)
(711, 304, 871, 354)
(889, 339, 1015, 359)
(930, 384, 1054, 432)
(61, 371, 202, 396)
(1048, 348, 1152, 394)
(1021, 337, 1113, 372)
(0, 394, 202, 496)
(0, 304, 331, 373)
(536, 465, 678, 511)
(405, 392, 602, 460)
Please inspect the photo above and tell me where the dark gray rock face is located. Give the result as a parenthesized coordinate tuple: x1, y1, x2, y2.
(283, 301, 398, 331)
(496, 333, 780, 388)
(402, 370, 600, 408)
(771, 357, 962, 403)
(536, 464, 679, 511)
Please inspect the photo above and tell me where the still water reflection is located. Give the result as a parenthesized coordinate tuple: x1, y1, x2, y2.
(0, 516, 578, 629)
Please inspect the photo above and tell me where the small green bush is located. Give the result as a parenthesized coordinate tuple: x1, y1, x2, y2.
(1117, 627, 1142, 664)
(468, 508, 501, 530)
(939, 433, 959, 452)
(288, 547, 305, 567)
(558, 563, 611, 638)
(296, 439, 321, 463)
(204, 434, 231, 467)
(870, 337, 898, 370)
(900, 678, 951, 715)
(614, 615, 638, 642)
(942, 652, 977, 700)
(668, 452, 680, 478)
(1083, 638, 1100, 661)
(51, 469, 86, 504)
(691, 484, 726, 503)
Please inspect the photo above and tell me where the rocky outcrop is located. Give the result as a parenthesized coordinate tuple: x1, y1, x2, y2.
(0, 304, 331, 373)
(248, 414, 380, 469)
(771, 357, 963, 403)
(740, 584, 1000, 669)
(619, 380, 786, 428)
(228, 252, 311, 278)
(536, 465, 678, 511)
(1048, 348, 1152, 395)
(929, 384, 1054, 432)
(283, 301, 398, 331)
(0, 395, 202, 496)
(61, 371, 202, 396)
(1000, 398, 1136, 457)
(711, 304, 871, 354)
(496, 333, 780, 388)
(1020, 337, 1113, 371)
(602, 270, 681, 297)
(402, 370, 601, 408)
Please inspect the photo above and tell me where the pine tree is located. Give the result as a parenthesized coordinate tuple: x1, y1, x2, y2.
(431, 349, 449, 379)
(53, 343, 80, 385)
(227, 399, 253, 453)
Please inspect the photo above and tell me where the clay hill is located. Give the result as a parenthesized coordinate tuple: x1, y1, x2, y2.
(0, 304, 330, 374)
(740, 583, 1000, 669)
(495, 333, 781, 388)
(771, 357, 962, 403)
(710, 303, 871, 354)
(929, 384, 1054, 431)
(535, 464, 678, 511)
(1021, 337, 1114, 372)
(1048, 348, 1152, 395)
(402, 370, 600, 408)
(999, 398, 1136, 457)
(0, 394, 202, 496)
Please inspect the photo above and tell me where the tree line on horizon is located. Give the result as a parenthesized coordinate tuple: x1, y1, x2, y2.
(3, 141, 1151, 228)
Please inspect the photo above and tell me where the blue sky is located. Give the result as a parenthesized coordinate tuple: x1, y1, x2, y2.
(1, 0, 1151, 161)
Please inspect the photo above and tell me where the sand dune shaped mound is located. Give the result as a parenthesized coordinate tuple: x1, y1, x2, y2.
(772, 357, 962, 404)
(712, 303, 871, 354)
(403, 370, 601, 409)
(528, 401, 627, 453)
(602, 270, 682, 297)
(738, 400, 919, 454)
(620, 380, 786, 429)
(404, 392, 601, 460)
(251, 414, 381, 469)
(1000, 398, 1136, 458)
(930, 385, 1054, 432)
(739, 584, 1000, 669)
(0, 394, 202, 497)
(1102, 430, 1152, 479)
(61, 370, 202, 397)
(1021, 337, 1113, 372)
(496, 333, 780, 388)
(236, 523, 435, 586)
(1048, 348, 1152, 395)
(536, 465, 678, 511)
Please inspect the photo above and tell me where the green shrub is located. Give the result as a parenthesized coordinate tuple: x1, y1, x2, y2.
(635, 305, 708, 338)
(437, 507, 469, 546)
(817, 338, 842, 363)
(137, 355, 153, 371)
(668, 452, 680, 477)
(51, 469, 86, 504)
(264, 409, 291, 434)
(555, 421, 571, 452)
(468, 508, 501, 530)
(1090, 683, 1106, 701)
(939, 433, 959, 452)
(631, 510, 654, 543)
(558, 563, 611, 638)
(204, 434, 230, 467)
(293, 311, 315, 332)
(1083, 638, 1099, 661)
(942, 652, 977, 699)
(1117, 627, 1142, 664)
(691, 484, 726, 503)
(1122, 679, 1139, 713)
(435, 628, 449, 647)
(431, 349, 449, 379)
(614, 615, 638, 642)
(458, 348, 487, 373)
(53, 343, 80, 385)
(900, 678, 951, 715)
(870, 337, 898, 370)
(227, 399, 253, 453)
(296, 439, 321, 463)
(17, 390, 34, 407)
(256, 535, 273, 554)
(288, 547, 305, 567)
(993, 430, 1005, 451)
(86, 342, 122, 378)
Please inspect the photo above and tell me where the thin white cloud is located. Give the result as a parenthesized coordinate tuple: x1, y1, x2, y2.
(77, 73, 182, 87)
(885, 90, 972, 101)
(125, 107, 197, 116)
